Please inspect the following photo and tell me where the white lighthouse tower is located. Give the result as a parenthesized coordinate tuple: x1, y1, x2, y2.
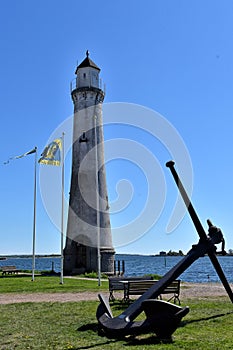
(64, 51, 115, 275)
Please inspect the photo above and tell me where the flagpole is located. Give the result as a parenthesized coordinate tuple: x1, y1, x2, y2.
(60, 133, 65, 284)
(32, 147, 37, 282)
(94, 116, 101, 287)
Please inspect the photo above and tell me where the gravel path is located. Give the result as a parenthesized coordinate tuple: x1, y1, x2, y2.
(0, 292, 99, 304)
(0, 282, 231, 304)
(181, 282, 232, 298)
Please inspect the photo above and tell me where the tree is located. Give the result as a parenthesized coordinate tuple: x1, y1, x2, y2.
(166, 250, 184, 256)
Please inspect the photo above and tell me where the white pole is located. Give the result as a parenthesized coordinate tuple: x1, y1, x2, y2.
(32, 147, 37, 282)
(94, 116, 101, 287)
(60, 133, 65, 284)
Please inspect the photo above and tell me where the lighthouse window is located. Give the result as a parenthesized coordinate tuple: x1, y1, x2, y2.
(79, 132, 87, 143)
(83, 73, 86, 78)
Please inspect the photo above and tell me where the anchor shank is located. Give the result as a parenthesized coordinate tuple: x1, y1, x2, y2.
(166, 160, 233, 303)
(166, 161, 207, 241)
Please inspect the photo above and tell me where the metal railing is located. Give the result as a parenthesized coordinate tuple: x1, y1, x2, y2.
(70, 77, 105, 93)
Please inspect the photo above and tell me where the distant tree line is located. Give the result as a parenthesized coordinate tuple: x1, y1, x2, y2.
(159, 250, 184, 256)
(167, 250, 184, 256)
(159, 249, 233, 256)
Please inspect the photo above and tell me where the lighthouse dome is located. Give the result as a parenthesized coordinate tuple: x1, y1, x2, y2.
(75, 51, 100, 89)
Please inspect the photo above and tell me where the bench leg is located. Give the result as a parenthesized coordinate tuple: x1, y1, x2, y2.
(167, 294, 180, 305)
(174, 294, 180, 305)
(123, 294, 129, 303)
(123, 287, 129, 303)
(109, 292, 115, 302)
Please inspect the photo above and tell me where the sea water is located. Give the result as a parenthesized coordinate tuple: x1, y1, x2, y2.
(0, 254, 232, 283)
(116, 254, 233, 283)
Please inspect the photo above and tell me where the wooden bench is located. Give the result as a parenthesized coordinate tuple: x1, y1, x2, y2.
(124, 279, 181, 304)
(1, 266, 21, 275)
(108, 276, 153, 301)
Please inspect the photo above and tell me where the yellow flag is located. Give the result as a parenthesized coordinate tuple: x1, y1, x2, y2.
(38, 138, 62, 166)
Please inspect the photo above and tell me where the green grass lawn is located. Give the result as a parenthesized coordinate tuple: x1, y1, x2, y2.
(0, 277, 233, 349)
(0, 298, 233, 350)
(0, 275, 108, 293)
(0, 296, 232, 349)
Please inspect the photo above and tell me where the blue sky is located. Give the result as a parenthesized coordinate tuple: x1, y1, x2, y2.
(1, 0, 233, 255)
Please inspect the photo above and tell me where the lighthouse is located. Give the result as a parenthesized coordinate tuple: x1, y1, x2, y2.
(64, 51, 115, 275)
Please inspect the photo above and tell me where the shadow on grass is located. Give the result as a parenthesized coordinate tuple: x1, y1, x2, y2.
(76, 324, 119, 349)
(77, 323, 172, 349)
(180, 310, 233, 327)
(78, 323, 99, 333)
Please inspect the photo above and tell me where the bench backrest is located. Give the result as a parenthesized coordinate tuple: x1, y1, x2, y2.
(1, 265, 17, 271)
(109, 276, 153, 291)
(128, 280, 157, 295)
(162, 280, 180, 294)
(127, 279, 180, 295)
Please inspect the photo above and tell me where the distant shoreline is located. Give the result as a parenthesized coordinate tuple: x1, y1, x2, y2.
(1, 253, 233, 259)
(0, 254, 60, 259)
